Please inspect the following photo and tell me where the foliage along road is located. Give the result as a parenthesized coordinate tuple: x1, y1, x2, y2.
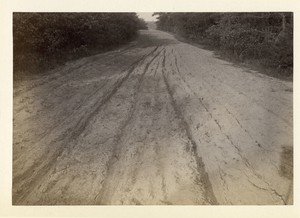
(13, 29, 293, 205)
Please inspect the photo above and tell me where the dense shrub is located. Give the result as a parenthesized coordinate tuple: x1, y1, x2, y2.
(13, 13, 147, 78)
(154, 12, 293, 77)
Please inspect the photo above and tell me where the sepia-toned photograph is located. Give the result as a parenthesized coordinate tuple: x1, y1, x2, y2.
(12, 11, 293, 206)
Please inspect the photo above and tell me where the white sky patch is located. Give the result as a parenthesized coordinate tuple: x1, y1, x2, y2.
(137, 12, 158, 21)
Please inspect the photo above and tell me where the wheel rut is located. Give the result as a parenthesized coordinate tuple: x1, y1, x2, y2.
(13, 46, 162, 205)
(161, 50, 218, 205)
(13, 30, 293, 206)
(94, 47, 164, 205)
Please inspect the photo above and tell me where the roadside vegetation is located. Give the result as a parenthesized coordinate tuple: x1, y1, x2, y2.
(13, 13, 148, 80)
(146, 21, 157, 30)
(153, 12, 293, 80)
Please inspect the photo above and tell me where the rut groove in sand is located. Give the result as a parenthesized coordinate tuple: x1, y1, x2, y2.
(13, 30, 293, 205)
(13, 45, 161, 205)
(162, 49, 218, 205)
(95, 47, 165, 204)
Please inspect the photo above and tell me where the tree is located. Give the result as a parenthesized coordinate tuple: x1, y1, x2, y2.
(13, 13, 144, 77)
(154, 12, 293, 74)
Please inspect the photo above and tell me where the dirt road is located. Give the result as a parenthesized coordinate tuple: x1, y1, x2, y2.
(13, 30, 293, 205)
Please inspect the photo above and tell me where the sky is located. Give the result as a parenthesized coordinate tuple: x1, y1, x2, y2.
(137, 12, 158, 21)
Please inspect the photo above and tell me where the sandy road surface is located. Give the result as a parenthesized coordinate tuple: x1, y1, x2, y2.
(13, 30, 293, 205)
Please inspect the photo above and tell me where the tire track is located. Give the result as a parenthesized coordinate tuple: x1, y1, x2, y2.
(13, 46, 161, 205)
(14, 79, 109, 155)
(13, 30, 293, 205)
(173, 46, 292, 127)
(172, 48, 278, 152)
(95, 47, 165, 205)
(72, 46, 163, 140)
(13, 42, 140, 98)
(161, 50, 218, 205)
(169, 46, 289, 204)
(14, 44, 142, 115)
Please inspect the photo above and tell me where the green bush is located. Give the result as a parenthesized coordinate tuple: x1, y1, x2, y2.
(13, 13, 146, 78)
(155, 12, 293, 78)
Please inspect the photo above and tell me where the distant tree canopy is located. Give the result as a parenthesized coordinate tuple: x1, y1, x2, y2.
(13, 13, 148, 76)
(137, 18, 149, 30)
(146, 21, 157, 30)
(154, 12, 293, 72)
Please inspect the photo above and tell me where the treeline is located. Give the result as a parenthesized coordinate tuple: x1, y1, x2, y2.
(154, 12, 293, 77)
(13, 13, 147, 78)
(146, 21, 157, 30)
